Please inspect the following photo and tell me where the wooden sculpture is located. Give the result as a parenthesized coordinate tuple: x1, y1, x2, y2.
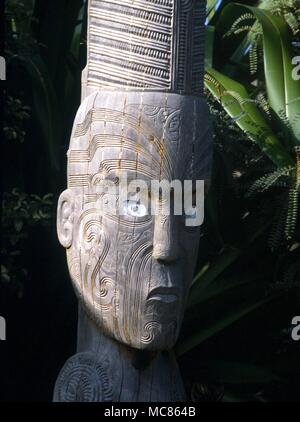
(55, 0, 212, 402)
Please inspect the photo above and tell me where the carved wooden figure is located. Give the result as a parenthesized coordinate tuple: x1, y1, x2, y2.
(55, 0, 212, 402)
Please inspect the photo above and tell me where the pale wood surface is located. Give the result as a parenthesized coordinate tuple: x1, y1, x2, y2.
(54, 0, 211, 402)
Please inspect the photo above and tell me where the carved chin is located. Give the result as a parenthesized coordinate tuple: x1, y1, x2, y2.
(71, 283, 180, 351)
(139, 319, 179, 351)
(91, 306, 179, 351)
(106, 319, 179, 352)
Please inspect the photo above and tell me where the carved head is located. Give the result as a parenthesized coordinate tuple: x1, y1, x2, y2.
(57, 91, 211, 350)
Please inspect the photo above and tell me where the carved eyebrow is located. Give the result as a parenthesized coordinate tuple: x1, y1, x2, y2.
(90, 170, 154, 188)
(108, 173, 153, 190)
(101, 173, 119, 181)
(98, 159, 166, 180)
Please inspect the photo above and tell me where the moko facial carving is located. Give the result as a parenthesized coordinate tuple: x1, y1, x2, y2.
(58, 90, 211, 350)
(55, 0, 212, 402)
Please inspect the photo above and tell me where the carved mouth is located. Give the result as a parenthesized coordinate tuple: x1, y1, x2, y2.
(147, 287, 179, 304)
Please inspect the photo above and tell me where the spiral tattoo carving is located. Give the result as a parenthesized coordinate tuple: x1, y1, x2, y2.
(54, 352, 113, 402)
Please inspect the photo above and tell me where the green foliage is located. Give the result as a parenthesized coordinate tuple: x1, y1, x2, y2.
(177, 97, 300, 401)
(205, 68, 294, 166)
(203, 2, 300, 245)
(1, 189, 53, 294)
(225, 1, 300, 76)
(4, 96, 31, 143)
(3, 0, 86, 291)
(259, 0, 300, 35)
(177, 0, 300, 402)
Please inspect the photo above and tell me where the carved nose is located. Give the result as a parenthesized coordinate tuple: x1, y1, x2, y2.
(152, 214, 179, 263)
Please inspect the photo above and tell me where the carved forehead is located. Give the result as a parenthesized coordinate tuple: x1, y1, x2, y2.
(67, 91, 212, 188)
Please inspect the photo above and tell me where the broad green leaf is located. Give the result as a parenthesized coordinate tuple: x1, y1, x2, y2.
(205, 67, 294, 167)
(188, 246, 240, 309)
(225, 4, 300, 144)
(206, 0, 222, 23)
(189, 222, 270, 310)
(176, 294, 278, 357)
(192, 276, 259, 305)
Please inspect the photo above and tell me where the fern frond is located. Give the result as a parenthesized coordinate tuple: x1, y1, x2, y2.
(295, 146, 300, 190)
(249, 44, 258, 75)
(256, 92, 271, 116)
(247, 166, 293, 197)
(224, 13, 255, 38)
(232, 26, 254, 36)
(285, 186, 299, 240)
(284, 12, 300, 34)
(269, 194, 288, 251)
(204, 74, 220, 90)
(278, 109, 291, 130)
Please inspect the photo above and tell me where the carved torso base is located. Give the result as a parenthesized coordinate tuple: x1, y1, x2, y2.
(53, 307, 186, 402)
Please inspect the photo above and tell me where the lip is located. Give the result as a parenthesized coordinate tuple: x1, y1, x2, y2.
(147, 287, 179, 304)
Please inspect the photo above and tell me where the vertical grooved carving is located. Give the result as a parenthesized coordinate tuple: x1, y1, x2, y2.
(87, 0, 206, 94)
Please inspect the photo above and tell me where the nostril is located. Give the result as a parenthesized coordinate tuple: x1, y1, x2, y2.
(152, 245, 179, 263)
(153, 214, 179, 262)
(153, 249, 167, 260)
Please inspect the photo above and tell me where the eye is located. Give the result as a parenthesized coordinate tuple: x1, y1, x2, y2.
(123, 200, 148, 217)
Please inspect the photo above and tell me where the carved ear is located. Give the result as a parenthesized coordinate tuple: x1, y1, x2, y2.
(57, 190, 75, 249)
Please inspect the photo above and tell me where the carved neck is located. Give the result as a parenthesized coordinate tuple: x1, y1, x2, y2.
(86, 0, 206, 94)
(54, 306, 186, 402)
(77, 307, 186, 401)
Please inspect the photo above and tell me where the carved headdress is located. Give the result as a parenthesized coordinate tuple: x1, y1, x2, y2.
(84, 0, 206, 95)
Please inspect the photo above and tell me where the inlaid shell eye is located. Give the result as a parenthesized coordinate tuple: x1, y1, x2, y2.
(123, 200, 147, 217)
